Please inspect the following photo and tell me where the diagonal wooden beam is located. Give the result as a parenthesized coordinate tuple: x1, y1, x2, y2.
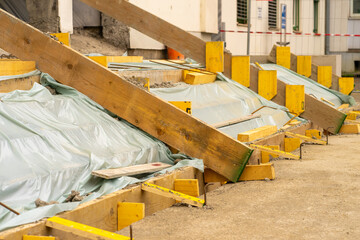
(0, 9, 252, 182)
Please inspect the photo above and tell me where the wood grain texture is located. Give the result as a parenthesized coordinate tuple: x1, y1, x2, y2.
(79, 0, 206, 64)
(0, 9, 252, 182)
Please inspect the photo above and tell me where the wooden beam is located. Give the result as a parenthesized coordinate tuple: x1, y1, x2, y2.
(0, 75, 40, 93)
(23, 236, 55, 240)
(0, 9, 253, 182)
(339, 124, 360, 134)
(46, 217, 129, 240)
(0, 60, 36, 76)
(285, 132, 326, 145)
(91, 162, 172, 179)
(117, 202, 145, 230)
(261, 145, 279, 163)
(238, 163, 276, 181)
(79, 0, 206, 64)
(184, 72, 217, 85)
(237, 125, 278, 142)
(250, 144, 300, 160)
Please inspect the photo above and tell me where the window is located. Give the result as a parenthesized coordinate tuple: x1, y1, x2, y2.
(293, 0, 300, 31)
(351, 0, 360, 16)
(313, 0, 319, 33)
(237, 0, 248, 25)
(268, 0, 278, 29)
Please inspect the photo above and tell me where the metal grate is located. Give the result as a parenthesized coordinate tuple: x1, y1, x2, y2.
(237, 0, 248, 24)
(268, 0, 277, 29)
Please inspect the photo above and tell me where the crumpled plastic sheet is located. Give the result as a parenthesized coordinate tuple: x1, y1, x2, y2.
(260, 64, 356, 108)
(0, 74, 203, 231)
(0, 70, 41, 81)
(151, 73, 306, 139)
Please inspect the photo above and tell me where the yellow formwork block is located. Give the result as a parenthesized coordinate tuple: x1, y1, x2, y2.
(239, 163, 275, 181)
(346, 112, 357, 120)
(237, 125, 277, 142)
(206, 41, 224, 73)
(118, 202, 145, 230)
(169, 101, 192, 114)
(174, 179, 200, 197)
(317, 66, 332, 88)
(23, 236, 56, 240)
(184, 72, 217, 85)
(258, 70, 277, 100)
(261, 145, 280, 163)
(284, 137, 301, 152)
(297, 56, 312, 77)
(183, 69, 203, 80)
(339, 77, 354, 95)
(231, 56, 250, 87)
(286, 85, 305, 115)
(338, 104, 350, 110)
(305, 129, 322, 139)
(0, 61, 36, 76)
(276, 46, 291, 69)
(89, 56, 143, 67)
(339, 124, 360, 134)
(50, 32, 70, 46)
(46, 216, 130, 240)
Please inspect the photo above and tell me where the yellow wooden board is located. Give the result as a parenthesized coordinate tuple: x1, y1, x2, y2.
(285, 132, 326, 145)
(317, 66, 332, 88)
(46, 216, 130, 240)
(237, 125, 277, 142)
(174, 179, 199, 197)
(206, 41, 224, 73)
(118, 202, 145, 230)
(261, 145, 280, 163)
(346, 112, 357, 120)
(258, 70, 277, 100)
(284, 137, 301, 152)
(339, 77, 354, 95)
(169, 101, 192, 114)
(276, 46, 291, 69)
(239, 163, 275, 181)
(286, 85, 305, 115)
(0, 61, 36, 76)
(141, 182, 204, 207)
(339, 124, 360, 134)
(305, 129, 322, 139)
(232, 56, 250, 87)
(182, 69, 203, 80)
(89, 56, 143, 67)
(50, 33, 70, 46)
(250, 144, 300, 160)
(184, 72, 216, 85)
(23, 236, 56, 240)
(297, 56, 311, 77)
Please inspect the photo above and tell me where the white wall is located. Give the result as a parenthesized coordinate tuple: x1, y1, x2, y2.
(58, 0, 73, 33)
(329, 0, 349, 52)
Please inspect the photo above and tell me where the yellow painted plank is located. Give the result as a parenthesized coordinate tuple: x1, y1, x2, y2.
(346, 112, 357, 120)
(258, 70, 277, 100)
(286, 85, 305, 115)
(284, 132, 326, 145)
(88, 56, 143, 67)
(174, 179, 199, 197)
(45, 216, 130, 240)
(0, 61, 36, 76)
(23, 236, 55, 240)
(237, 125, 277, 142)
(206, 41, 224, 73)
(118, 202, 145, 230)
(182, 69, 203, 80)
(231, 56, 250, 87)
(261, 145, 280, 163)
(284, 137, 301, 152)
(239, 163, 275, 181)
(250, 144, 300, 159)
(50, 32, 70, 46)
(339, 124, 360, 134)
(141, 182, 204, 207)
(339, 77, 354, 95)
(337, 104, 349, 110)
(317, 66, 332, 88)
(184, 72, 217, 85)
(169, 101, 192, 114)
(297, 56, 312, 77)
(276, 46, 291, 69)
(305, 129, 322, 139)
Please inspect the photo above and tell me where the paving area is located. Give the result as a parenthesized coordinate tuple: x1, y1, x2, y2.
(119, 134, 360, 240)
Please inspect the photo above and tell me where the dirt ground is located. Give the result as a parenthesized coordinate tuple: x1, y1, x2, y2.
(118, 134, 360, 239)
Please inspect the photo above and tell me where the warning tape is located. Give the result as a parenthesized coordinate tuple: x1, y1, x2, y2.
(220, 30, 360, 37)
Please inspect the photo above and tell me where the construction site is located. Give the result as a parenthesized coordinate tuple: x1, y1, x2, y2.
(0, 0, 360, 239)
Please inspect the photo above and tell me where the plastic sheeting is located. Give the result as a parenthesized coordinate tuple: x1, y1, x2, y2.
(151, 73, 305, 139)
(260, 64, 356, 108)
(0, 74, 203, 231)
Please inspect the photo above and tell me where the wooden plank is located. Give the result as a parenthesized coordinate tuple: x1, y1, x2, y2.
(284, 138, 301, 152)
(258, 70, 277, 100)
(223, 51, 232, 78)
(0, 75, 40, 93)
(285, 132, 326, 145)
(250, 144, 300, 160)
(184, 72, 216, 85)
(261, 145, 280, 163)
(174, 179, 200, 197)
(239, 163, 275, 181)
(0, 167, 201, 240)
(286, 85, 305, 115)
(91, 162, 172, 179)
(23, 236, 55, 240)
(206, 42, 224, 73)
(0, 61, 36, 76)
(237, 125, 278, 142)
(117, 202, 145, 230)
(0, 9, 253, 182)
(79, 0, 206, 64)
(339, 77, 354, 95)
(45, 217, 129, 240)
(305, 129, 322, 139)
(141, 182, 204, 207)
(212, 114, 261, 129)
(339, 124, 360, 134)
(232, 56, 250, 87)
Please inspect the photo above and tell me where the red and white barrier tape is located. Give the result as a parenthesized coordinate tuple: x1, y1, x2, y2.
(220, 30, 360, 37)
